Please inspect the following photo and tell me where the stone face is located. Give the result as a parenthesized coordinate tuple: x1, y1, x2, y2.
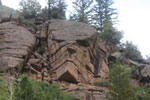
(48, 19, 96, 42)
(46, 20, 109, 83)
(22, 19, 109, 84)
(0, 19, 111, 100)
(0, 22, 35, 71)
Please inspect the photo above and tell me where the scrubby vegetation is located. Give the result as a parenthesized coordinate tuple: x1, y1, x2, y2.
(14, 75, 76, 100)
(105, 63, 150, 100)
(0, 75, 76, 100)
(122, 41, 143, 61)
(107, 63, 136, 100)
(0, 77, 10, 100)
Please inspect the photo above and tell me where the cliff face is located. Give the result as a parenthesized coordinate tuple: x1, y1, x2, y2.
(0, 22, 35, 71)
(0, 18, 110, 100)
(1, 17, 150, 100)
(2, 14, 150, 100)
(22, 19, 110, 84)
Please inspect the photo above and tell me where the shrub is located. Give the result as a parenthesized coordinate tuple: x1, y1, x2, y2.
(107, 64, 136, 100)
(121, 41, 143, 61)
(134, 87, 150, 100)
(0, 77, 10, 100)
(100, 19, 123, 46)
(13, 75, 76, 100)
(13, 75, 43, 100)
(22, 18, 34, 26)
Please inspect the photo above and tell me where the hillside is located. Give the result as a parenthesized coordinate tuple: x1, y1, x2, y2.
(0, 9, 150, 100)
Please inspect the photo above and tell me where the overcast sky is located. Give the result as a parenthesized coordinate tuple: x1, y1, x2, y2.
(2, 0, 150, 58)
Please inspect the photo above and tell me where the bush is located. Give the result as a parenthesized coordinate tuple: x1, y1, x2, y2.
(99, 19, 123, 46)
(134, 87, 150, 100)
(107, 64, 136, 100)
(22, 18, 34, 26)
(122, 41, 143, 61)
(13, 75, 76, 100)
(13, 75, 43, 100)
(0, 77, 10, 100)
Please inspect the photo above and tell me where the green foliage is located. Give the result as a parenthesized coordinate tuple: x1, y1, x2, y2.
(22, 18, 34, 26)
(13, 75, 76, 100)
(47, 0, 67, 19)
(19, 0, 41, 19)
(71, 0, 93, 23)
(38, 46, 45, 55)
(100, 19, 123, 45)
(92, 0, 117, 32)
(133, 87, 150, 100)
(94, 80, 110, 88)
(122, 41, 143, 61)
(14, 75, 43, 100)
(0, 77, 10, 100)
(107, 64, 136, 100)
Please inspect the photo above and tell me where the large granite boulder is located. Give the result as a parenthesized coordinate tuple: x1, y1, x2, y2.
(48, 19, 96, 42)
(0, 22, 35, 71)
(0, 6, 19, 23)
(23, 19, 109, 84)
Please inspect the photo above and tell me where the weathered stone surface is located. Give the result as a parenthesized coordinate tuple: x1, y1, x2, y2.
(141, 65, 150, 77)
(110, 52, 121, 60)
(46, 20, 109, 83)
(0, 10, 19, 23)
(0, 22, 35, 71)
(48, 19, 96, 42)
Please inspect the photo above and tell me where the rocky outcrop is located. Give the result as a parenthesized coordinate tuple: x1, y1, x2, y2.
(0, 6, 19, 23)
(0, 22, 35, 71)
(23, 19, 109, 84)
(0, 19, 110, 100)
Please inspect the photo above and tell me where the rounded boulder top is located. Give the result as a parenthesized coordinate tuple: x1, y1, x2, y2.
(48, 19, 97, 42)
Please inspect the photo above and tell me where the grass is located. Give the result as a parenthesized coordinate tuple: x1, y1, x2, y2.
(94, 80, 110, 88)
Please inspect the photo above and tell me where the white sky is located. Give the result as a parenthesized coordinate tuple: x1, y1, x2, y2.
(2, 0, 150, 58)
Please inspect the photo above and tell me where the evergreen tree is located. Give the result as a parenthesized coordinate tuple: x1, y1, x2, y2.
(48, 0, 67, 19)
(122, 41, 143, 61)
(92, 0, 117, 32)
(92, 0, 122, 46)
(100, 17, 123, 45)
(19, 0, 41, 19)
(107, 64, 136, 100)
(71, 0, 93, 23)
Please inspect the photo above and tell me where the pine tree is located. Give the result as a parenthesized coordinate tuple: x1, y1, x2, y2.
(19, 0, 41, 19)
(92, 0, 122, 46)
(48, 0, 66, 19)
(92, 0, 117, 32)
(71, 0, 93, 23)
(107, 64, 136, 100)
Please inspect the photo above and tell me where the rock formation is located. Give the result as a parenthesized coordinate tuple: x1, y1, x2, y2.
(0, 18, 110, 100)
(0, 22, 35, 72)
(22, 19, 110, 84)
